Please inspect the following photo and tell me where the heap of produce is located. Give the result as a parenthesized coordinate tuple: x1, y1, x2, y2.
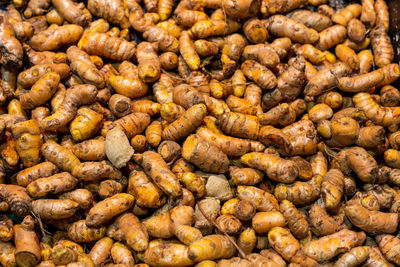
(0, 0, 400, 266)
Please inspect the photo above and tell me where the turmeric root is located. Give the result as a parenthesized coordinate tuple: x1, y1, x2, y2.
(144, 243, 194, 266)
(241, 152, 298, 183)
(361, 0, 376, 27)
(268, 227, 318, 266)
(0, 14, 23, 68)
(309, 203, 346, 236)
(68, 220, 106, 243)
(72, 138, 105, 161)
(30, 24, 83, 51)
(87, 0, 128, 28)
(321, 169, 344, 213)
(0, 216, 13, 242)
(139, 151, 182, 197)
(14, 215, 41, 267)
(86, 193, 134, 227)
(376, 234, 400, 266)
(304, 62, 351, 97)
(89, 237, 113, 266)
(67, 46, 104, 88)
(162, 104, 207, 141)
(303, 229, 366, 263)
(317, 25, 347, 50)
(371, 23, 394, 68)
(146, 120, 162, 147)
(42, 140, 81, 173)
(375, 0, 389, 32)
(24, 0, 50, 17)
(242, 44, 280, 68)
(289, 9, 332, 32)
(137, 42, 161, 83)
(40, 84, 98, 131)
(196, 126, 251, 157)
(102, 112, 150, 139)
(345, 195, 399, 234)
(78, 32, 136, 61)
(32, 199, 79, 220)
(252, 211, 286, 234)
(17, 63, 70, 89)
(117, 212, 149, 252)
(241, 60, 277, 90)
(11, 120, 42, 168)
(332, 3, 362, 25)
(237, 185, 279, 212)
(27, 172, 78, 198)
(0, 184, 32, 217)
(188, 234, 235, 262)
(274, 174, 322, 205)
(280, 200, 309, 239)
(353, 92, 400, 127)
(52, 0, 92, 26)
(128, 170, 165, 208)
(182, 134, 229, 173)
(268, 15, 319, 44)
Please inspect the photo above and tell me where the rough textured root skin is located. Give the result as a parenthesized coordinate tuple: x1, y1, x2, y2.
(11, 120, 43, 168)
(52, 0, 92, 27)
(180, 31, 200, 71)
(72, 138, 105, 161)
(78, 32, 136, 61)
(188, 234, 236, 262)
(182, 134, 229, 174)
(40, 84, 98, 131)
(338, 68, 385, 93)
(0, 15, 23, 69)
(127, 170, 166, 209)
(353, 93, 400, 127)
(67, 46, 104, 88)
(42, 140, 81, 173)
(117, 212, 149, 252)
(361, 0, 376, 28)
(19, 72, 60, 109)
(89, 237, 114, 266)
(375, 0, 389, 31)
(87, 0, 128, 28)
(274, 174, 322, 205)
(375, 234, 400, 266)
(17, 64, 71, 89)
(289, 9, 332, 32)
(172, 84, 205, 110)
(344, 197, 399, 234)
(27, 172, 78, 198)
(304, 62, 351, 97)
(14, 216, 41, 267)
(162, 104, 207, 141)
(140, 151, 182, 197)
(0, 184, 32, 218)
(332, 146, 379, 184)
(68, 220, 106, 243)
(280, 200, 309, 239)
(309, 203, 346, 237)
(321, 169, 344, 213)
(216, 112, 259, 140)
(85, 193, 135, 227)
(334, 246, 369, 267)
(317, 25, 347, 50)
(237, 185, 279, 212)
(196, 127, 251, 157)
(268, 226, 318, 266)
(137, 42, 161, 83)
(30, 24, 83, 51)
(371, 23, 394, 68)
(240, 152, 298, 183)
(241, 60, 277, 90)
(102, 112, 150, 139)
(303, 229, 366, 263)
(144, 243, 194, 266)
(0, 215, 13, 242)
(268, 15, 319, 44)
(32, 199, 79, 220)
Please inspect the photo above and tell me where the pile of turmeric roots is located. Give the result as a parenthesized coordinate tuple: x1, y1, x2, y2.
(1, 0, 400, 266)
